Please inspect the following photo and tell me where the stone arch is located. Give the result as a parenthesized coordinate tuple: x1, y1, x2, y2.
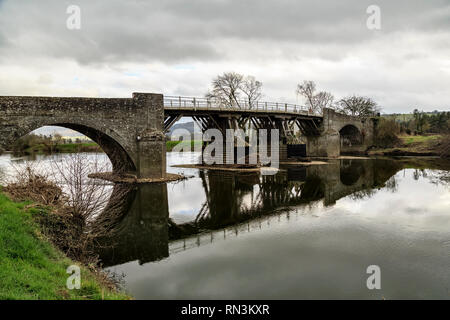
(5, 119, 136, 174)
(339, 124, 363, 148)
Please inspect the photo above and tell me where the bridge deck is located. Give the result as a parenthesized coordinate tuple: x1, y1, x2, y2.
(163, 96, 322, 118)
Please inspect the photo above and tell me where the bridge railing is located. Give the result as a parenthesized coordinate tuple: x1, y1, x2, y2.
(164, 96, 315, 115)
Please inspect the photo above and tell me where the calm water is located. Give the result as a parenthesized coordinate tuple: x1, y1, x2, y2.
(1, 152, 449, 299)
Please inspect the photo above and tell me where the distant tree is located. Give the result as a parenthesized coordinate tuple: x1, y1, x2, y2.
(338, 95, 380, 118)
(296, 80, 334, 114)
(53, 133, 63, 145)
(413, 109, 426, 133)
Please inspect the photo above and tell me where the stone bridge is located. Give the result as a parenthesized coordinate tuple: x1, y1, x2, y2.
(0, 93, 376, 179)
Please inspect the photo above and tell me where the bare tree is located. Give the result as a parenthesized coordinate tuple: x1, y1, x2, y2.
(296, 80, 316, 112)
(313, 91, 334, 113)
(241, 76, 263, 109)
(296, 80, 334, 114)
(4, 155, 114, 262)
(339, 95, 380, 118)
(206, 72, 264, 110)
(50, 153, 112, 220)
(206, 72, 244, 108)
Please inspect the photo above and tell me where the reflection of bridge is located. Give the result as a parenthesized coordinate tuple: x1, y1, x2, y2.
(0, 93, 376, 180)
(95, 159, 402, 267)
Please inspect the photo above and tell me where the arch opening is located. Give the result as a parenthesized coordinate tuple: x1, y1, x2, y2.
(11, 124, 136, 174)
(339, 125, 363, 147)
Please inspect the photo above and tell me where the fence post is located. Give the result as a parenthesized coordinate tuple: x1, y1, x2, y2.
(285, 103, 287, 112)
(179, 96, 182, 107)
(193, 97, 196, 111)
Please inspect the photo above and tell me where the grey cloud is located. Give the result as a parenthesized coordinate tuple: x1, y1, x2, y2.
(0, 0, 449, 113)
(0, 0, 449, 64)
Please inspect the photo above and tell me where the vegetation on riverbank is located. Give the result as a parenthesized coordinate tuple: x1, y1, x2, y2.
(12, 133, 101, 155)
(0, 156, 131, 300)
(10, 133, 202, 155)
(370, 133, 450, 157)
(370, 112, 450, 158)
(0, 190, 129, 299)
(166, 140, 202, 152)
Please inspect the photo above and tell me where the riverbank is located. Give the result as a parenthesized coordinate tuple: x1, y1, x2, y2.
(369, 134, 449, 157)
(0, 190, 130, 300)
(17, 142, 102, 155)
(10, 140, 201, 155)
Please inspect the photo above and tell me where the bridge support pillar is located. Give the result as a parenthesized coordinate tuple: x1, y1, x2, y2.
(279, 138, 288, 162)
(133, 93, 167, 179)
(306, 130, 340, 158)
(137, 131, 167, 179)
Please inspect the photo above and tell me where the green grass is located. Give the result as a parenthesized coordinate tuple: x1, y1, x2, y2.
(400, 134, 441, 145)
(166, 140, 202, 152)
(22, 142, 102, 155)
(0, 191, 129, 300)
(54, 143, 101, 153)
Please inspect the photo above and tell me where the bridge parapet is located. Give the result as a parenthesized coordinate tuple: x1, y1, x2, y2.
(164, 96, 314, 116)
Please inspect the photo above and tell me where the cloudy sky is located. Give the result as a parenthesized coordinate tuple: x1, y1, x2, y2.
(0, 0, 449, 114)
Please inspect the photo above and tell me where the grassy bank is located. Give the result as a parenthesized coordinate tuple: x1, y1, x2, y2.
(20, 142, 102, 155)
(0, 191, 129, 300)
(166, 140, 202, 152)
(369, 134, 448, 156)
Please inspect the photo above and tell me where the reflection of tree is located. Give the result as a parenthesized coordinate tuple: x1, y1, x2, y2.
(349, 188, 376, 200)
(385, 176, 398, 192)
(425, 170, 450, 187)
(413, 169, 429, 181)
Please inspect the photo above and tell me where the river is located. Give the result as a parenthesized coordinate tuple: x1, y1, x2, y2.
(0, 152, 449, 299)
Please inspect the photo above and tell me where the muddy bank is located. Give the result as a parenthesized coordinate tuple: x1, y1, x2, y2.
(88, 172, 186, 184)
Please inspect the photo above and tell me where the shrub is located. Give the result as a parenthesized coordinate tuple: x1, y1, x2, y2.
(374, 118, 401, 148)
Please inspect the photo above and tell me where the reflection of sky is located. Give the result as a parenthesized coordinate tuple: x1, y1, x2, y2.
(335, 170, 450, 233)
(167, 177, 205, 223)
(166, 152, 205, 223)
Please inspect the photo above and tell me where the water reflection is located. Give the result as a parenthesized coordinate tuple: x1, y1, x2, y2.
(95, 183, 169, 266)
(2, 152, 447, 298)
(95, 159, 411, 268)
